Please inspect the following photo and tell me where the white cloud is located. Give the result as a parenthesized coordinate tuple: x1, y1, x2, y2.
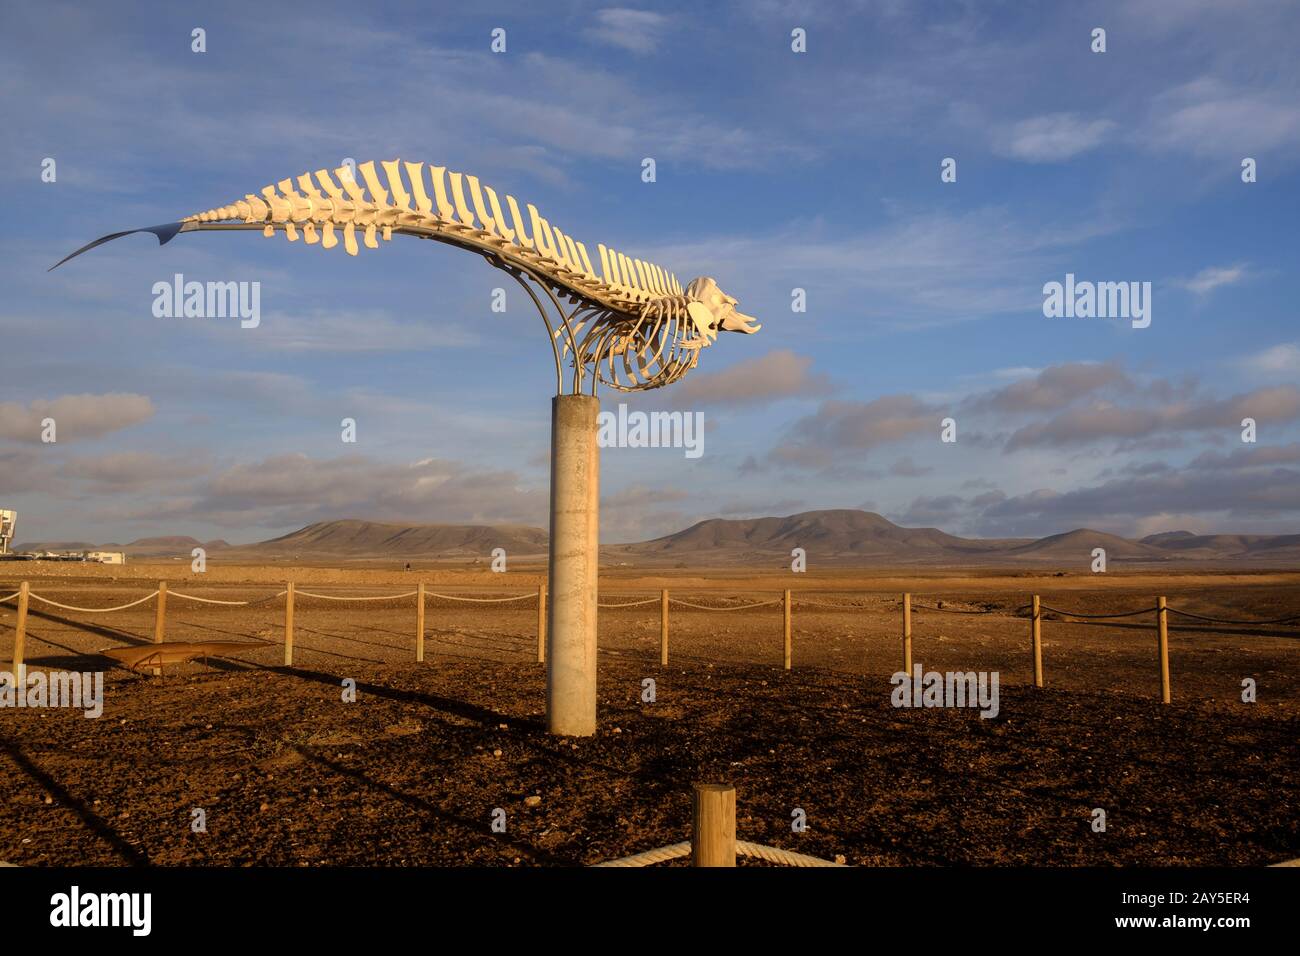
(1145, 78, 1300, 157)
(186, 453, 546, 528)
(1240, 342, 1300, 375)
(1176, 263, 1248, 296)
(584, 9, 671, 54)
(770, 395, 936, 469)
(59, 451, 210, 489)
(669, 350, 833, 407)
(0, 393, 153, 443)
(995, 113, 1115, 162)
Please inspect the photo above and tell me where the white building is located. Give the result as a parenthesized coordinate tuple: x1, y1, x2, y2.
(0, 510, 15, 555)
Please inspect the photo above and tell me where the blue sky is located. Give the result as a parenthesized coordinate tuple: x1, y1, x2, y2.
(2, 0, 1298, 545)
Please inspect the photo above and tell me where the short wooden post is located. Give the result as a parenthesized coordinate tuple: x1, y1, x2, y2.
(902, 592, 912, 675)
(284, 582, 295, 666)
(154, 582, 167, 643)
(152, 581, 167, 675)
(660, 588, 669, 665)
(536, 583, 546, 664)
(416, 582, 426, 662)
(1157, 595, 1170, 704)
(783, 589, 792, 670)
(1031, 594, 1043, 688)
(691, 783, 736, 867)
(11, 581, 29, 674)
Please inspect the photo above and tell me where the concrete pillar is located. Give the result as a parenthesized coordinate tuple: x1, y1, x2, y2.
(546, 394, 599, 736)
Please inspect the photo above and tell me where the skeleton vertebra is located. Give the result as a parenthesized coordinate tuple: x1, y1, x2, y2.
(52, 159, 760, 392)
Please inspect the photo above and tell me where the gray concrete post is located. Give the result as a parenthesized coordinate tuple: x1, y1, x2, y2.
(546, 394, 600, 735)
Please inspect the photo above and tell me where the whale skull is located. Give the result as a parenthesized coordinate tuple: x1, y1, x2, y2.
(683, 276, 761, 345)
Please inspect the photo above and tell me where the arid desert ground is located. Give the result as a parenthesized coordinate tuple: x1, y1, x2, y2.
(2, 562, 1297, 866)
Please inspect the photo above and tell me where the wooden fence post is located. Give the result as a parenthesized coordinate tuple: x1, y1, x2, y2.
(660, 588, 669, 666)
(1031, 594, 1043, 688)
(537, 583, 546, 664)
(12, 581, 29, 675)
(284, 582, 295, 666)
(152, 581, 167, 675)
(902, 592, 912, 675)
(416, 582, 425, 663)
(154, 581, 167, 643)
(691, 783, 736, 867)
(783, 589, 792, 670)
(1157, 595, 1170, 704)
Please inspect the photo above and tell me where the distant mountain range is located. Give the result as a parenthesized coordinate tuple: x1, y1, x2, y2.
(17, 510, 1300, 565)
(15, 535, 233, 558)
(611, 510, 1300, 564)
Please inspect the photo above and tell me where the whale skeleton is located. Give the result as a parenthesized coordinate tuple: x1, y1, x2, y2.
(51, 159, 760, 394)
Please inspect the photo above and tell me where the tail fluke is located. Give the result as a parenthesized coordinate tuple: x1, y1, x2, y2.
(48, 222, 187, 271)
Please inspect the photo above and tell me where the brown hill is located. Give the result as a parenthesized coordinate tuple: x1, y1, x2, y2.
(13, 540, 99, 553)
(1004, 529, 1166, 561)
(616, 509, 1023, 562)
(238, 518, 548, 558)
(125, 536, 233, 557)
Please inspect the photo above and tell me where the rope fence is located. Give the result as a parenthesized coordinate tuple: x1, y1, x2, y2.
(292, 589, 420, 601)
(593, 840, 844, 868)
(168, 590, 260, 606)
(594, 842, 690, 867)
(668, 598, 781, 611)
(1165, 607, 1300, 626)
(25, 591, 161, 614)
(2, 579, 1295, 701)
(1037, 603, 1158, 619)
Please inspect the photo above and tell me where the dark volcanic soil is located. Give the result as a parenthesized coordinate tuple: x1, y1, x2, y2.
(2, 655, 1296, 867)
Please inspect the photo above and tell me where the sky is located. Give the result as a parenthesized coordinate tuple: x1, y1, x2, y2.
(2, 0, 1298, 546)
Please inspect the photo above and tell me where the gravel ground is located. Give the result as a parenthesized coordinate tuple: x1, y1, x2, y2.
(1, 570, 1296, 866)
